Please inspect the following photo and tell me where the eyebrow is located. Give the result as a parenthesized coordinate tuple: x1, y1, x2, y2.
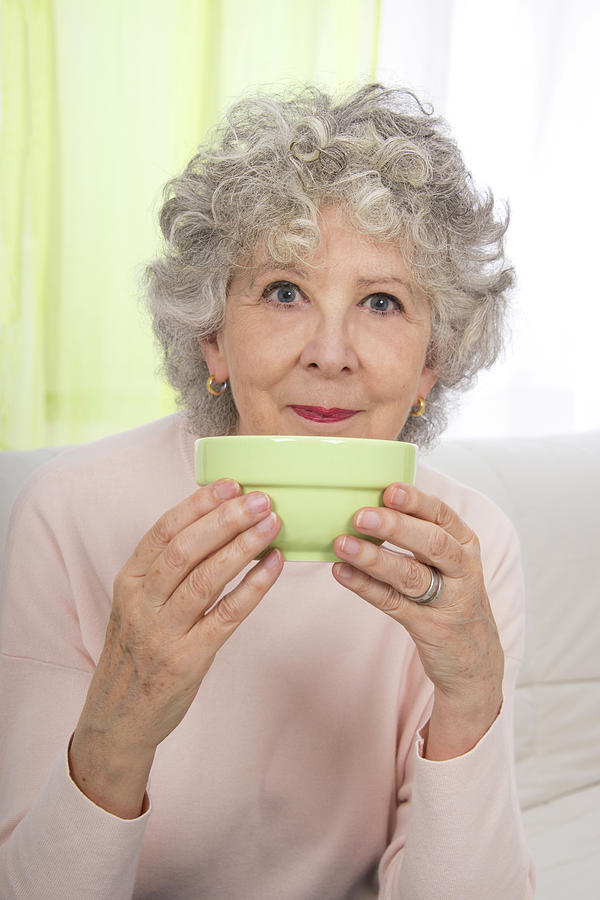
(245, 264, 415, 296)
(355, 276, 414, 293)
(245, 264, 308, 290)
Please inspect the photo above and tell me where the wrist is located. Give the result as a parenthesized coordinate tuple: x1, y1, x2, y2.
(69, 726, 155, 819)
(423, 689, 503, 761)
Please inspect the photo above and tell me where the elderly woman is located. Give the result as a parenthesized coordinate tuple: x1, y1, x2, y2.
(0, 85, 535, 898)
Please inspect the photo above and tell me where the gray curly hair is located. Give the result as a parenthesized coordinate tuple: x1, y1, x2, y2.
(143, 83, 514, 447)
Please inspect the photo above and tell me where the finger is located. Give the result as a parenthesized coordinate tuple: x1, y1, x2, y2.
(331, 560, 413, 620)
(144, 492, 278, 604)
(331, 559, 488, 652)
(351, 505, 466, 577)
(383, 483, 475, 546)
(127, 480, 242, 577)
(199, 548, 285, 650)
(165, 510, 282, 626)
(333, 535, 440, 603)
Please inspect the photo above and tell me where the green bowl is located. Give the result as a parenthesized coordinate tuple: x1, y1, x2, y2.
(195, 435, 417, 562)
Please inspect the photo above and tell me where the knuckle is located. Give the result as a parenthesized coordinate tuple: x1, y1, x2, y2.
(213, 593, 242, 627)
(218, 496, 243, 527)
(361, 540, 380, 567)
(239, 517, 274, 555)
(114, 569, 141, 609)
(213, 497, 272, 548)
(380, 583, 401, 612)
(186, 563, 213, 600)
(234, 527, 257, 557)
(435, 499, 455, 531)
(150, 513, 174, 548)
(164, 534, 190, 570)
(207, 497, 243, 540)
(403, 557, 424, 592)
(427, 527, 452, 562)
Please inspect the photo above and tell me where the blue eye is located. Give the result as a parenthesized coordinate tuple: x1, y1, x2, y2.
(363, 293, 403, 316)
(275, 285, 296, 303)
(262, 281, 303, 309)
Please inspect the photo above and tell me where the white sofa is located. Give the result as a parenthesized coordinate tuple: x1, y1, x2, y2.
(1, 432, 599, 899)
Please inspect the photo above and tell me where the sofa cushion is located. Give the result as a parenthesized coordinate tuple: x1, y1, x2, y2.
(427, 432, 600, 810)
(522, 783, 600, 899)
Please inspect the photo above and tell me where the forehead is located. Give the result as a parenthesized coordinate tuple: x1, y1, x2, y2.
(231, 208, 418, 297)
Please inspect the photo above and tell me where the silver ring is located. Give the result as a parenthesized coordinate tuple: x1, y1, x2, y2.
(411, 565, 443, 604)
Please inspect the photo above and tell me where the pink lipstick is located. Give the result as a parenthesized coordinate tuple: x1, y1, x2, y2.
(290, 405, 359, 423)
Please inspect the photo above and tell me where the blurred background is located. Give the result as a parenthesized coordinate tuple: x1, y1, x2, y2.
(1, 0, 598, 449)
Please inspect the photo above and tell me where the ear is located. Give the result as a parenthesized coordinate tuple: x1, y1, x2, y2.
(417, 366, 438, 401)
(199, 334, 229, 382)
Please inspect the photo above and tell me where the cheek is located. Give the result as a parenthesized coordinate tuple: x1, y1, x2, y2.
(227, 323, 294, 389)
(252, 320, 300, 367)
(365, 338, 424, 388)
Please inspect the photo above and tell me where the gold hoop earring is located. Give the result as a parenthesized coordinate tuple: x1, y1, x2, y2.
(206, 374, 229, 396)
(410, 396, 426, 417)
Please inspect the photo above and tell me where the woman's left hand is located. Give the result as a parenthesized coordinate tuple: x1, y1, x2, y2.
(332, 482, 504, 761)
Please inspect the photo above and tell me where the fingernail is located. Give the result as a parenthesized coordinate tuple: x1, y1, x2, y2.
(256, 511, 277, 533)
(262, 548, 281, 569)
(340, 535, 361, 555)
(245, 492, 270, 513)
(356, 510, 380, 530)
(213, 479, 240, 500)
(336, 564, 354, 580)
(389, 486, 407, 507)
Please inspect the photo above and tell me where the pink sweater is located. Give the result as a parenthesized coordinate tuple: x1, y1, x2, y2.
(0, 414, 535, 898)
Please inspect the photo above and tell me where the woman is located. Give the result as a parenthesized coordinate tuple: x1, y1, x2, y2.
(0, 85, 535, 897)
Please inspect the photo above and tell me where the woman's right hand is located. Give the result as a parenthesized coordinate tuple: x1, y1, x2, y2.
(69, 479, 283, 818)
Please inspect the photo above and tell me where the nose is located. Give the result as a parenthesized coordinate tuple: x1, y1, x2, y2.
(299, 307, 360, 377)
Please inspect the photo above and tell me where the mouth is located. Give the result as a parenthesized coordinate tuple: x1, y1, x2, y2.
(290, 405, 359, 423)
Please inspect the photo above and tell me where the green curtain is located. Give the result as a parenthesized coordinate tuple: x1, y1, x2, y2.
(0, 0, 380, 449)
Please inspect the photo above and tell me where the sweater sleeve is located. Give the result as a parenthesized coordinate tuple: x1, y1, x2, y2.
(377, 488, 536, 899)
(0, 471, 150, 899)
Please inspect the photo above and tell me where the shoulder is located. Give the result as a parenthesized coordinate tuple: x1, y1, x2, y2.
(8, 414, 199, 561)
(14, 413, 195, 510)
(27, 412, 190, 480)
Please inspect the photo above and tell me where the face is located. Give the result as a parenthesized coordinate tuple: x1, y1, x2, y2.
(200, 205, 437, 440)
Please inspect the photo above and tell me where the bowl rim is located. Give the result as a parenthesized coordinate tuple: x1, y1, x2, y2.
(194, 434, 417, 449)
(195, 434, 418, 488)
